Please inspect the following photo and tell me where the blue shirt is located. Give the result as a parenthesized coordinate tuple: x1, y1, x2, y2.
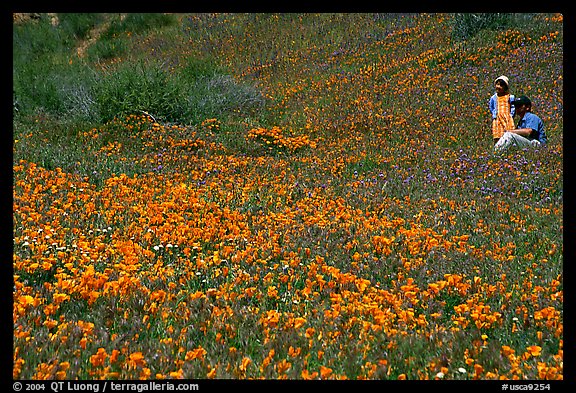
(489, 93, 515, 119)
(517, 112, 547, 144)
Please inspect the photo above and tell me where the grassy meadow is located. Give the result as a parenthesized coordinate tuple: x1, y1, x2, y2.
(12, 13, 563, 380)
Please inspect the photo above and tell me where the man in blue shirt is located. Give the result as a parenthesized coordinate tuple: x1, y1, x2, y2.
(494, 95, 547, 152)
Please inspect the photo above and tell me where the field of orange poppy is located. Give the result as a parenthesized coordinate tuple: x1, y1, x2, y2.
(13, 13, 562, 381)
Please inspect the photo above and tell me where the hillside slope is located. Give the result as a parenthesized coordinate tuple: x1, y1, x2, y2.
(13, 13, 563, 381)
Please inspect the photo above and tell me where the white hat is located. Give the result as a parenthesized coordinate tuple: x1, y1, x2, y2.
(495, 75, 509, 87)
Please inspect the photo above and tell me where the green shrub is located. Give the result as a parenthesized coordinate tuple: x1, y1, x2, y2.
(14, 59, 99, 121)
(13, 15, 71, 61)
(451, 13, 543, 41)
(94, 60, 186, 123)
(85, 37, 128, 61)
(88, 52, 267, 124)
(452, 13, 513, 40)
(106, 13, 177, 38)
(13, 14, 91, 119)
(180, 56, 223, 80)
(58, 13, 106, 40)
(185, 74, 266, 123)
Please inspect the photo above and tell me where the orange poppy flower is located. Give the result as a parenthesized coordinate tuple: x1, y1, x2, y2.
(185, 347, 207, 361)
(276, 359, 292, 374)
(301, 369, 318, 380)
(128, 352, 146, 368)
(319, 366, 333, 379)
(527, 345, 542, 357)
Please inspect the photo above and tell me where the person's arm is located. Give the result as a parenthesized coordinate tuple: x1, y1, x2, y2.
(489, 95, 497, 118)
(512, 114, 543, 139)
(510, 95, 516, 117)
(509, 128, 533, 137)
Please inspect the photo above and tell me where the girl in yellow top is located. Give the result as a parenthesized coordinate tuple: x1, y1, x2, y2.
(489, 75, 515, 145)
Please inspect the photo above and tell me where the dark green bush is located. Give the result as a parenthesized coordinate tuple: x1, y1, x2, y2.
(451, 13, 538, 41)
(103, 13, 177, 39)
(13, 16, 71, 61)
(58, 13, 106, 40)
(13, 59, 99, 120)
(85, 37, 128, 61)
(94, 60, 186, 123)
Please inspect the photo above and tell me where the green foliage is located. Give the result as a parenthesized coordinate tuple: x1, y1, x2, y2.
(451, 13, 540, 41)
(91, 59, 266, 125)
(186, 74, 266, 122)
(13, 15, 71, 61)
(104, 13, 177, 38)
(179, 56, 223, 79)
(58, 13, 106, 40)
(85, 13, 177, 61)
(14, 14, 267, 126)
(13, 58, 98, 120)
(13, 15, 94, 119)
(86, 37, 128, 61)
(94, 60, 186, 122)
